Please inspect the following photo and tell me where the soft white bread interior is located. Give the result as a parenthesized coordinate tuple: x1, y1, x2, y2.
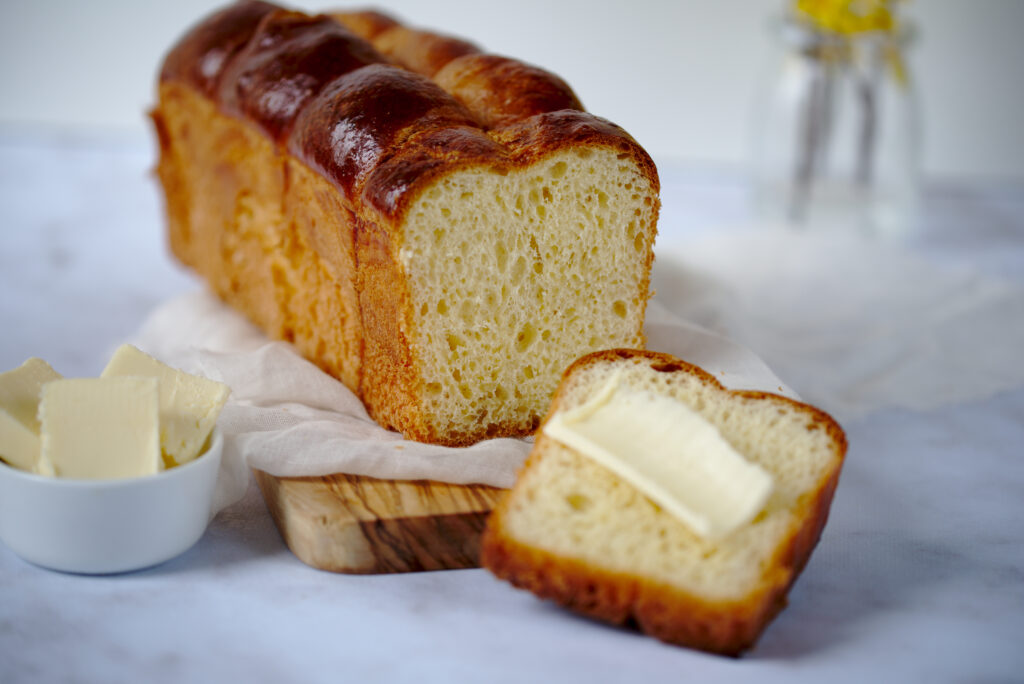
(402, 148, 652, 438)
(481, 349, 847, 656)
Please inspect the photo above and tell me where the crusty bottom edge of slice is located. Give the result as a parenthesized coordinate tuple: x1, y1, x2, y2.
(480, 454, 843, 656)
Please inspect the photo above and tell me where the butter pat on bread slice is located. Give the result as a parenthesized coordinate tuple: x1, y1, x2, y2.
(481, 349, 847, 656)
(543, 371, 774, 539)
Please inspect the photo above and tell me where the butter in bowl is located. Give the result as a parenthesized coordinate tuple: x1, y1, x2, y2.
(0, 345, 229, 574)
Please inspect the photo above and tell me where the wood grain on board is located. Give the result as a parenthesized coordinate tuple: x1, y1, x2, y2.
(255, 470, 505, 574)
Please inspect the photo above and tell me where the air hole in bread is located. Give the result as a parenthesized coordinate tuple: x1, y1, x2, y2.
(566, 493, 591, 511)
(511, 256, 527, 283)
(633, 232, 645, 252)
(446, 333, 464, 351)
(495, 242, 508, 272)
(515, 323, 538, 352)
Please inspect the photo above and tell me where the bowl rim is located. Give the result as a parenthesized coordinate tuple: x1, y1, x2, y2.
(0, 426, 223, 489)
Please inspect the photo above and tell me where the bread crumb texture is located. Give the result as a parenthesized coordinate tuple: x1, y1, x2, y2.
(404, 149, 654, 438)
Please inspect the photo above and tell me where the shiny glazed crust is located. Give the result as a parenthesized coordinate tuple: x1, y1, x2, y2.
(152, 2, 659, 445)
(480, 349, 847, 656)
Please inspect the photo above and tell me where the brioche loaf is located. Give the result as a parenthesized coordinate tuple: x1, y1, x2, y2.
(481, 349, 847, 655)
(151, 2, 659, 446)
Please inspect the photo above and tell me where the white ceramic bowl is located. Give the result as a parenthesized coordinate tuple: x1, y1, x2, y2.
(0, 428, 222, 574)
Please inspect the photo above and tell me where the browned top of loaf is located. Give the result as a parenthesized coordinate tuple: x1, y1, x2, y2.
(158, 1, 658, 224)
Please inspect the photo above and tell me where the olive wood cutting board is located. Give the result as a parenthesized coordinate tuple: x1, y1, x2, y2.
(254, 470, 505, 574)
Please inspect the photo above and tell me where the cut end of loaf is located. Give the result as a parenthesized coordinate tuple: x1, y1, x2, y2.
(482, 349, 847, 655)
(399, 148, 657, 444)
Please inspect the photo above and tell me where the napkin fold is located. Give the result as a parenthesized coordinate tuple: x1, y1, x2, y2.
(132, 290, 793, 513)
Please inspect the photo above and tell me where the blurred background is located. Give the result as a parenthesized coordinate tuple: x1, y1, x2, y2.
(0, 0, 1022, 183)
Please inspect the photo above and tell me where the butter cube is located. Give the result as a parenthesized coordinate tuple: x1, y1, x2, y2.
(38, 377, 161, 479)
(0, 357, 62, 432)
(0, 410, 43, 473)
(0, 358, 62, 472)
(101, 345, 229, 466)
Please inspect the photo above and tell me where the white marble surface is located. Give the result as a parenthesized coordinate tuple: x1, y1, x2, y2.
(2, 130, 1024, 682)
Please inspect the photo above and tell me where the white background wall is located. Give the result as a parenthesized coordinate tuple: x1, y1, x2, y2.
(1, 0, 1021, 182)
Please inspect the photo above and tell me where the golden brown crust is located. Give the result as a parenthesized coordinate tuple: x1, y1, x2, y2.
(153, 3, 660, 445)
(154, 82, 366, 390)
(329, 10, 399, 41)
(287, 63, 482, 212)
(481, 517, 783, 656)
(481, 349, 847, 655)
(350, 207, 424, 439)
(369, 25, 480, 78)
(332, 10, 479, 78)
(218, 9, 381, 141)
(435, 53, 584, 129)
(160, 0, 278, 98)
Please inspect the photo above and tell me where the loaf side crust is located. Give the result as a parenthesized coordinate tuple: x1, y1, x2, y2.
(481, 349, 847, 655)
(153, 82, 366, 390)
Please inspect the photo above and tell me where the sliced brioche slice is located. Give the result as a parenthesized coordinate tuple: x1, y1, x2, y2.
(481, 349, 847, 656)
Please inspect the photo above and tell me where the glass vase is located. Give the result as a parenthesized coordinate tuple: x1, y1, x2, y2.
(751, 15, 921, 239)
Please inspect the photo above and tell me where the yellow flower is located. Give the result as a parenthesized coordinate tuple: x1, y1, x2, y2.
(794, 0, 899, 35)
(793, 0, 910, 88)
